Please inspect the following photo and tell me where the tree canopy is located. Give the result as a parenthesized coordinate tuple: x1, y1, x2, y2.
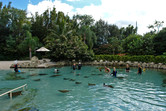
(0, 2, 166, 61)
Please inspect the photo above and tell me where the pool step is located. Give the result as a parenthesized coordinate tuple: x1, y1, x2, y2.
(0, 84, 27, 99)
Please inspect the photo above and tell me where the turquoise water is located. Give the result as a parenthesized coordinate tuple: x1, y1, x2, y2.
(0, 66, 166, 111)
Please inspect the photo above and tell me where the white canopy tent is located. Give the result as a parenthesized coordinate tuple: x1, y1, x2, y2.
(36, 47, 50, 52)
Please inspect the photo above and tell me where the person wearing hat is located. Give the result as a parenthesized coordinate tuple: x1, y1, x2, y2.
(14, 63, 18, 72)
(78, 62, 82, 70)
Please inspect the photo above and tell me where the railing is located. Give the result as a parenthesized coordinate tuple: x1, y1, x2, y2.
(0, 84, 27, 99)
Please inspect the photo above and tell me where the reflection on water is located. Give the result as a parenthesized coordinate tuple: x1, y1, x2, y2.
(0, 66, 166, 111)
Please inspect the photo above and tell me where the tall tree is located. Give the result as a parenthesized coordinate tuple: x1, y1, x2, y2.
(73, 14, 97, 49)
(148, 20, 164, 33)
(31, 12, 48, 44)
(44, 10, 93, 61)
(142, 33, 155, 55)
(123, 34, 143, 55)
(108, 37, 123, 55)
(153, 28, 166, 55)
(18, 31, 39, 59)
(121, 24, 137, 38)
(0, 2, 28, 59)
(93, 19, 110, 45)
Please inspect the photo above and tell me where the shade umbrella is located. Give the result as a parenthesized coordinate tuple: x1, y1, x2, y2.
(36, 47, 50, 52)
(36, 47, 50, 59)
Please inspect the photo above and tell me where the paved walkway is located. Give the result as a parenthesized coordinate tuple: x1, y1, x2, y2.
(0, 60, 30, 70)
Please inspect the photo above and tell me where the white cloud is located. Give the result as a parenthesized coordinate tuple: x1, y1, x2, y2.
(27, 0, 166, 35)
(66, 0, 80, 2)
(27, 0, 74, 17)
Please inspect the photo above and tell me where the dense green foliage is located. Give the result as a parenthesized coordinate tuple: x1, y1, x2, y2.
(94, 55, 166, 64)
(0, 2, 166, 61)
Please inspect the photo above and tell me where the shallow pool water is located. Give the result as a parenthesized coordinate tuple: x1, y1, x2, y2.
(0, 66, 166, 111)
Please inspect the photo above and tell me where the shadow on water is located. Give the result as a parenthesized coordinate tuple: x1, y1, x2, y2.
(5, 72, 26, 80)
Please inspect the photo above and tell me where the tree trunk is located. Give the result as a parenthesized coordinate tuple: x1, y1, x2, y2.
(113, 49, 115, 55)
(29, 47, 32, 59)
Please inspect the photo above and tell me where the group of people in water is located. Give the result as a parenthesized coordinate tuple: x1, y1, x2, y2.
(14, 60, 144, 76)
(70, 62, 144, 77)
(99, 63, 143, 77)
(72, 62, 82, 70)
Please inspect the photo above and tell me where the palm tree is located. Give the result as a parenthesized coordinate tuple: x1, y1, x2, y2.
(19, 31, 39, 59)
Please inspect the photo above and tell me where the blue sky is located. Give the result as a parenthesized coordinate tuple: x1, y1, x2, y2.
(1, 0, 101, 10)
(1, 0, 166, 35)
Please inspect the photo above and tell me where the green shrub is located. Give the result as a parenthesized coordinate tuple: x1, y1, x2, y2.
(94, 55, 166, 64)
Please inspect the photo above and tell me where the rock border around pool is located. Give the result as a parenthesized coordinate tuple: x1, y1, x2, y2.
(85, 60, 166, 69)
(9, 56, 166, 70)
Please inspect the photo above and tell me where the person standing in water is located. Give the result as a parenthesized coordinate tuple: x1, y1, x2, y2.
(73, 63, 76, 70)
(126, 64, 130, 72)
(78, 62, 82, 70)
(14, 63, 18, 72)
(111, 67, 117, 77)
(137, 64, 142, 74)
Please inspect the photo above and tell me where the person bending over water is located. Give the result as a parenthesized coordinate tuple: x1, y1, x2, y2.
(99, 67, 102, 72)
(111, 67, 117, 77)
(137, 64, 142, 74)
(105, 66, 110, 73)
(54, 69, 59, 73)
(126, 64, 130, 72)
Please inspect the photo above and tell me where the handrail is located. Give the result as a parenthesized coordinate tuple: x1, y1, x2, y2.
(0, 84, 27, 99)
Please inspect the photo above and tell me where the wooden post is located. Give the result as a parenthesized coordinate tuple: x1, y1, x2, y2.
(10, 92, 12, 99)
(23, 87, 24, 92)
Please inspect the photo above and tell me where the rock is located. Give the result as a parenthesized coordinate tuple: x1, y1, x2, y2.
(163, 79, 166, 84)
(50, 75, 61, 77)
(58, 90, 70, 93)
(21, 62, 30, 68)
(39, 73, 48, 76)
(98, 74, 103, 75)
(33, 79, 40, 81)
(126, 61, 131, 64)
(117, 77, 125, 79)
(158, 63, 163, 69)
(91, 74, 96, 75)
(114, 61, 118, 65)
(18, 107, 39, 111)
(158, 63, 163, 65)
(162, 65, 166, 69)
(31, 56, 39, 66)
(69, 79, 75, 81)
(153, 64, 158, 69)
(94, 60, 97, 63)
(29, 74, 38, 76)
(133, 62, 138, 67)
(56, 61, 66, 66)
(149, 62, 155, 68)
(75, 82, 81, 84)
(88, 83, 96, 86)
(142, 62, 147, 68)
(84, 76, 89, 78)
(118, 61, 124, 66)
(103, 83, 114, 88)
(99, 60, 103, 63)
(63, 78, 70, 80)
